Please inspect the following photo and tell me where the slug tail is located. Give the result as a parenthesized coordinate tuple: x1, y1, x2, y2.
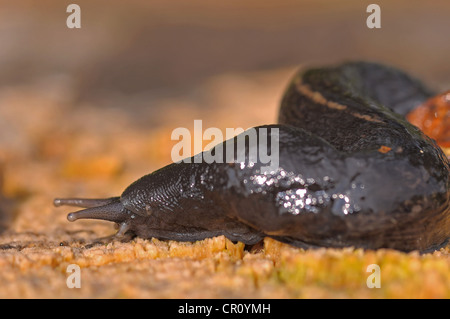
(54, 197, 120, 208)
(66, 199, 127, 224)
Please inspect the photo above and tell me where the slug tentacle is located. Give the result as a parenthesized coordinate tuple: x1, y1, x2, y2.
(115, 222, 131, 237)
(54, 197, 120, 208)
(66, 199, 126, 224)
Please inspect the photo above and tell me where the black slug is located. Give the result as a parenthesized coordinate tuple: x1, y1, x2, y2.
(54, 61, 450, 252)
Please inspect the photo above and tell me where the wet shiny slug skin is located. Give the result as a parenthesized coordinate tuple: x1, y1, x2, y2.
(54, 61, 450, 252)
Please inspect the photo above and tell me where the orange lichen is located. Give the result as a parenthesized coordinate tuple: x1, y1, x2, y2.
(378, 145, 392, 154)
(407, 91, 450, 149)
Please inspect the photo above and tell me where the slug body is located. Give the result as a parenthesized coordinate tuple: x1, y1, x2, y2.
(55, 61, 450, 252)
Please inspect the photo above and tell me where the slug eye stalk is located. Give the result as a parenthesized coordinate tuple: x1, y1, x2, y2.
(53, 197, 120, 208)
(54, 197, 127, 224)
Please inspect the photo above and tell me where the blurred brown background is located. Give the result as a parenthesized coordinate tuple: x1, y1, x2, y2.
(1, 0, 449, 105)
(0, 0, 449, 299)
